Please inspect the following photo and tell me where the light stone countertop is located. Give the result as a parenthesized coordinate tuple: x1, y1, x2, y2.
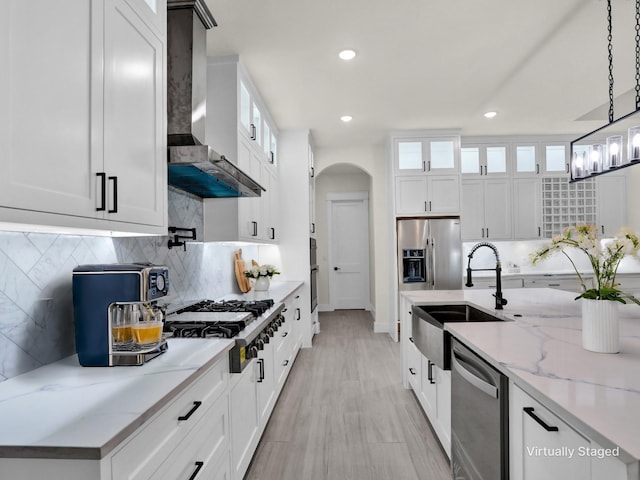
(0, 280, 304, 460)
(401, 288, 640, 463)
(0, 338, 234, 459)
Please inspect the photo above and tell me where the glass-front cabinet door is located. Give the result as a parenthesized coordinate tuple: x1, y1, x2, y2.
(460, 143, 508, 176)
(514, 144, 539, 175)
(394, 137, 459, 175)
(543, 144, 569, 175)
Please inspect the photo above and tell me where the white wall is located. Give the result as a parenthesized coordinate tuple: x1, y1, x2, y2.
(314, 145, 392, 334)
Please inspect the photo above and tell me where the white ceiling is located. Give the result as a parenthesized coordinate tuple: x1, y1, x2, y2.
(204, 0, 640, 150)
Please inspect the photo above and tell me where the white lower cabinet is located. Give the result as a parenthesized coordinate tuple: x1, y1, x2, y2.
(510, 384, 628, 480)
(111, 358, 229, 480)
(401, 296, 451, 457)
(229, 361, 261, 480)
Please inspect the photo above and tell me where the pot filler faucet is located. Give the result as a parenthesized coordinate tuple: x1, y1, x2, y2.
(466, 242, 508, 310)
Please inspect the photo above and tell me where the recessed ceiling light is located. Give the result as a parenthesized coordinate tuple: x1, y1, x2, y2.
(339, 49, 357, 61)
(484, 111, 498, 119)
(341, 115, 353, 122)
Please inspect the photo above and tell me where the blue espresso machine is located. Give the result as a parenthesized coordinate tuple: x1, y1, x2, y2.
(72, 263, 170, 366)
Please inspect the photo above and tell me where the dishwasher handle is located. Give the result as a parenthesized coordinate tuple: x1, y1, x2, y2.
(452, 349, 498, 399)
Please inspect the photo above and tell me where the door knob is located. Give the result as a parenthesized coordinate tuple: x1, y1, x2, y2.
(334, 267, 340, 271)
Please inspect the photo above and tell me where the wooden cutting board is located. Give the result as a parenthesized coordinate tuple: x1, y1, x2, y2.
(234, 249, 252, 293)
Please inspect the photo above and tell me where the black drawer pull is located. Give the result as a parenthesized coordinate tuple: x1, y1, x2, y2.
(409, 368, 416, 375)
(178, 401, 202, 421)
(409, 337, 415, 343)
(427, 360, 435, 384)
(188, 461, 204, 480)
(257, 358, 264, 382)
(282, 331, 288, 337)
(523, 407, 559, 432)
(108, 176, 118, 213)
(282, 359, 289, 367)
(96, 172, 106, 211)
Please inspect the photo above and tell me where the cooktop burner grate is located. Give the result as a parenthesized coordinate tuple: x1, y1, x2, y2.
(176, 299, 275, 317)
(163, 320, 247, 339)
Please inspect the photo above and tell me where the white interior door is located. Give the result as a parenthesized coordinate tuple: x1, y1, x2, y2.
(328, 192, 370, 310)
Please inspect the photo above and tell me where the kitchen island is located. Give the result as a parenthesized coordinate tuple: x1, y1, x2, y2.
(401, 288, 640, 479)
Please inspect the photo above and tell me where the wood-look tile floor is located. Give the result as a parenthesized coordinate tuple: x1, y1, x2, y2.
(244, 310, 451, 480)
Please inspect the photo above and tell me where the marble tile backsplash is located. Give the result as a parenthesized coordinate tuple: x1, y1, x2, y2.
(0, 227, 257, 383)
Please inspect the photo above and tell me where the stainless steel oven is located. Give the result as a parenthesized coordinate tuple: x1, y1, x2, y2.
(310, 238, 318, 312)
(451, 337, 509, 479)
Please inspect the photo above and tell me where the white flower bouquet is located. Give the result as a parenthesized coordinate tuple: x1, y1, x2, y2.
(530, 224, 640, 303)
(244, 263, 280, 279)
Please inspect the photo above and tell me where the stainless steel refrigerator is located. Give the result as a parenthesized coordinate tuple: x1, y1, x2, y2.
(397, 217, 462, 291)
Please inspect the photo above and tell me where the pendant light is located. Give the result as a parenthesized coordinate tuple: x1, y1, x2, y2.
(570, 0, 640, 182)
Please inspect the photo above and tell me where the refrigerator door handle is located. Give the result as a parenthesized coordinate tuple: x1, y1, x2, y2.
(430, 238, 436, 288)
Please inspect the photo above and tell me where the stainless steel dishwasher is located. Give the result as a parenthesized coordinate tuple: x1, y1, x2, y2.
(451, 337, 508, 480)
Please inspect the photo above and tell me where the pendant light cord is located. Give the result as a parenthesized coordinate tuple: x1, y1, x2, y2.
(608, 0, 614, 123)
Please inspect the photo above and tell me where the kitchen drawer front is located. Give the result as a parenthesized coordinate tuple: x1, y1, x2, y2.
(150, 393, 230, 480)
(111, 358, 229, 480)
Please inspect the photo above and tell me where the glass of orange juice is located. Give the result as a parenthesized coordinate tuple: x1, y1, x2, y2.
(132, 304, 163, 347)
(111, 304, 133, 349)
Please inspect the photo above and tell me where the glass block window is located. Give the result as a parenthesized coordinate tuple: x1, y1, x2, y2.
(541, 177, 596, 238)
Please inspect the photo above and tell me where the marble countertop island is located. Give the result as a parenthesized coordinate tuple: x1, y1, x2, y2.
(402, 288, 640, 462)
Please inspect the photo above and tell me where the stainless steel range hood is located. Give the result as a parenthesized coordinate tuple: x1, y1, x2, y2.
(167, 0, 264, 198)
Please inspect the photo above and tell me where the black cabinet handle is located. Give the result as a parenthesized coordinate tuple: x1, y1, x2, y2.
(282, 359, 289, 367)
(538, 226, 541, 237)
(257, 358, 264, 382)
(270, 151, 275, 164)
(428, 201, 432, 212)
(311, 222, 316, 233)
(270, 227, 275, 240)
(424, 201, 427, 212)
(523, 407, 559, 432)
(251, 221, 258, 237)
(601, 225, 605, 234)
(282, 331, 288, 337)
(250, 124, 256, 141)
(536, 164, 540, 174)
(310, 166, 315, 178)
(409, 368, 416, 375)
(108, 176, 118, 213)
(188, 461, 204, 480)
(96, 173, 106, 211)
(178, 401, 202, 421)
(295, 308, 301, 320)
(427, 360, 435, 384)
(409, 336, 414, 343)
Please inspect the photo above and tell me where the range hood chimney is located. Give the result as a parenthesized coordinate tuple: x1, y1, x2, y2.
(167, 0, 264, 198)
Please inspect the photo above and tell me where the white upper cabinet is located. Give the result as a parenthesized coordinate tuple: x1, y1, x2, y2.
(460, 143, 509, 176)
(0, 0, 167, 235)
(394, 136, 460, 175)
(391, 133, 461, 216)
(514, 144, 540, 175)
(596, 173, 627, 237)
(512, 177, 542, 239)
(543, 144, 570, 175)
(205, 56, 279, 243)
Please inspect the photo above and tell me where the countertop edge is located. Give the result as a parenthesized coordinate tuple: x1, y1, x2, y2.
(0, 340, 235, 461)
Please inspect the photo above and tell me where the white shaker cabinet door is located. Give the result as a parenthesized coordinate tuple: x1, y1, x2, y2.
(0, 0, 101, 219)
(103, 0, 166, 227)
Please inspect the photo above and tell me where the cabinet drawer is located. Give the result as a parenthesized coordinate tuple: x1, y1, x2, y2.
(150, 393, 229, 480)
(111, 358, 228, 480)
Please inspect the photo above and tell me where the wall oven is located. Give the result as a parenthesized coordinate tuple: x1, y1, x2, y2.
(310, 237, 318, 312)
